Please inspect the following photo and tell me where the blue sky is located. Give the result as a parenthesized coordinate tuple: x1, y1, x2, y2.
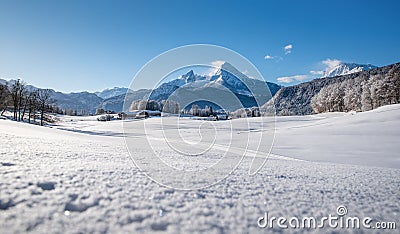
(0, 0, 399, 92)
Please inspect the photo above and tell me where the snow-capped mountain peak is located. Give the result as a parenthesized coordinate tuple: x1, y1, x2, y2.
(323, 62, 377, 78)
(211, 62, 253, 96)
(148, 62, 281, 109)
(178, 70, 195, 81)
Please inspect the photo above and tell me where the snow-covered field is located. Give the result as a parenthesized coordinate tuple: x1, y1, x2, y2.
(0, 105, 399, 233)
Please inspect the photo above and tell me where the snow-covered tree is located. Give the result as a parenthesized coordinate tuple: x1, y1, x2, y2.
(161, 100, 180, 114)
(311, 85, 330, 113)
(190, 104, 199, 116)
(343, 79, 362, 112)
(96, 108, 105, 115)
(361, 80, 373, 111)
(231, 108, 248, 118)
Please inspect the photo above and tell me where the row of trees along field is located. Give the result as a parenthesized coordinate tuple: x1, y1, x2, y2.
(311, 71, 400, 113)
(130, 100, 218, 117)
(130, 100, 180, 114)
(183, 104, 213, 117)
(0, 80, 58, 126)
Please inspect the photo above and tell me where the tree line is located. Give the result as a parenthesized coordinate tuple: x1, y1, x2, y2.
(311, 70, 400, 113)
(130, 99, 181, 114)
(0, 79, 57, 126)
(183, 104, 213, 117)
(130, 99, 221, 117)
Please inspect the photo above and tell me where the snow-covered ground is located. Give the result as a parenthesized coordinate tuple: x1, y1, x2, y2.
(0, 105, 399, 233)
(273, 105, 400, 169)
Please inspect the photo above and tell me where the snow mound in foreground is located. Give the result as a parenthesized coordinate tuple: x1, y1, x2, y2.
(0, 104, 399, 232)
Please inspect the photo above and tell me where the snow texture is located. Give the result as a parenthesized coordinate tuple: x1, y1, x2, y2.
(0, 105, 399, 233)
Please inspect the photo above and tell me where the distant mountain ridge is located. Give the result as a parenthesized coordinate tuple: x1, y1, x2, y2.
(322, 62, 377, 77)
(100, 89, 151, 112)
(1, 62, 281, 113)
(3, 61, 398, 116)
(0, 79, 105, 114)
(95, 87, 129, 99)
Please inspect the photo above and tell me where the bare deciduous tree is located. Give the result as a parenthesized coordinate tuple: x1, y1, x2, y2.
(11, 79, 21, 120)
(27, 90, 39, 123)
(37, 89, 53, 126)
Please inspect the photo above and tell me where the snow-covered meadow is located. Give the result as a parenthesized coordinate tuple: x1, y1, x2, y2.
(0, 105, 399, 233)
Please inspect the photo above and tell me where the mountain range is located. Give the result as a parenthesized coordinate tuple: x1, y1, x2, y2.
(2, 61, 393, 115)
(147, 62, 281, 111)
(0, 79, 106, 114)
(1, 62, 282, 113)
(94, 87, 129, 99)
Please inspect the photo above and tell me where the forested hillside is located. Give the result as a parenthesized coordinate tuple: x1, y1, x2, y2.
(262, 62, 400, 115)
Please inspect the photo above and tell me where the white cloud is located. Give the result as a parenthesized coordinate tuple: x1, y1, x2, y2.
(210, 60, 225, 68)
(277, 75, 309, 84)
(310, 70, 324, 75)
(309, 58, 343, 77)
(265, 44, 293, 60)
(206, 60, 225, 76)
(284, 44, 293, 50)
(264, 54, 283, 62)
(284, 44, 293, 54)
(264, 55, 273, 60)
(322, 58, 342, 70)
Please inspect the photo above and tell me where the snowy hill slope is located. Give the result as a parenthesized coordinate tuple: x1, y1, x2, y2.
(1, 102, 400, 232)
(272, 104, 400, 168)
(263, 62, 400, 115)
(0, 104, 399, 232)
(0, 78, 7, 85)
